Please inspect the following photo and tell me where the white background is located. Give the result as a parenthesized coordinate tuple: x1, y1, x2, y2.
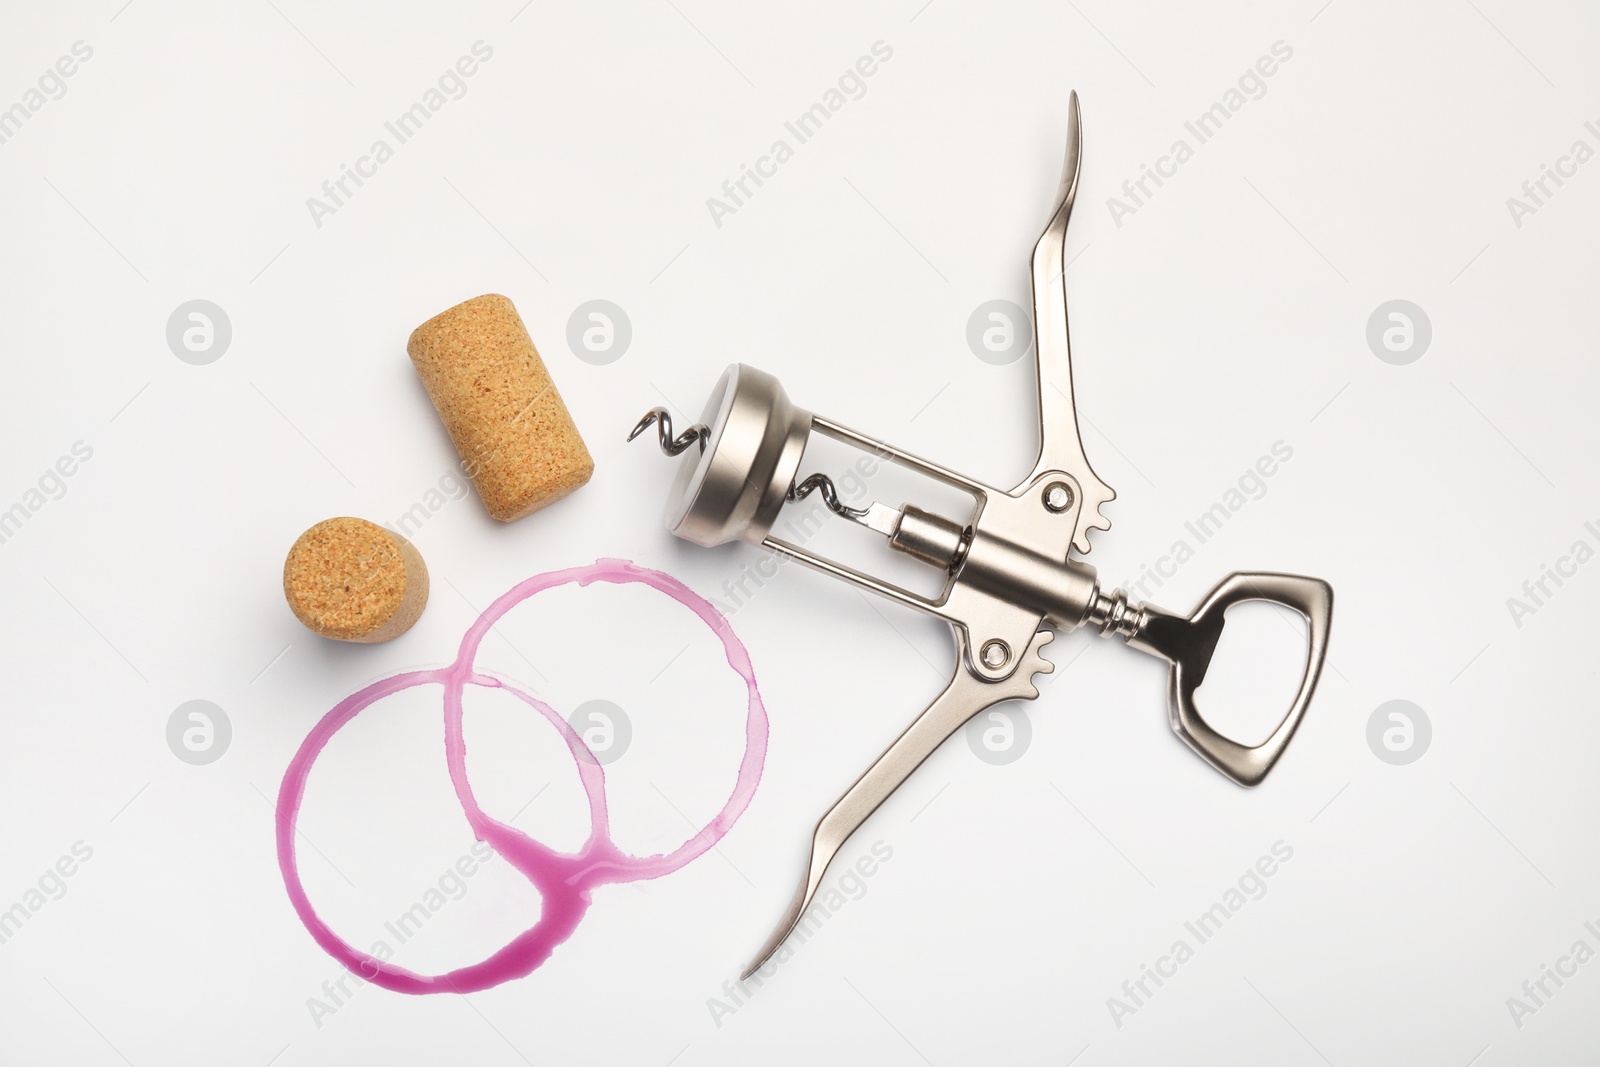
(1, 1, 1597, 1064)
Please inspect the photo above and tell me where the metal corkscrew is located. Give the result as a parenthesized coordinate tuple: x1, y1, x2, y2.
(629, 92, 1332, 978)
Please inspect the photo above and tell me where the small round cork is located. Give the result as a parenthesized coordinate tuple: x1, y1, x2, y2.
(283, 518, 429, 643)
(408, 293, 594, 522)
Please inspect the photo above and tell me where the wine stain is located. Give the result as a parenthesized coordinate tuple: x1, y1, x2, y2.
(277, 559, 769, 994)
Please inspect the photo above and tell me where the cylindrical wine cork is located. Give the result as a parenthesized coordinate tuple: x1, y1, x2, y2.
(407, 293, 594, 522)
(283, 517, 429, 643)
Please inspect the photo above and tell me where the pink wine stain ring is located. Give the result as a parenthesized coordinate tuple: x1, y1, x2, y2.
(277, 559, 769, 994)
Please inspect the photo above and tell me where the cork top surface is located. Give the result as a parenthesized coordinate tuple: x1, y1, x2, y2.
(283, 517, 410, 640)
(408, 292, 519, 356)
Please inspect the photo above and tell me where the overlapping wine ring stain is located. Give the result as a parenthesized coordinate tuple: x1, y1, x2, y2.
(276, 559, 769, 994)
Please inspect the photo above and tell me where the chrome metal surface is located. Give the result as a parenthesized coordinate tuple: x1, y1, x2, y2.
(629, 93, 1336, 977)
(1123, 572, 1334, 787)
(741, 628, 1055, 979)
(652, 364, 811, 548)
(786, 472, 868, 521)
(1042, 482, 1074, 513)
(887, 504, 967, 571)
(1020, 91, 1116, 555)
(627, 407, 707, 455)
(787, 473, 902, 534)
(1085, 586, 1146, 639)
(853, 501, 902, 537)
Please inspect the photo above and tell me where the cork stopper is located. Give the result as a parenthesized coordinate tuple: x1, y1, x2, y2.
(283, 517, 429, 643)
(407, 294, 594, 522)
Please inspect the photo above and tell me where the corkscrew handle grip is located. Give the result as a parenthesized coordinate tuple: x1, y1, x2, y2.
(1126, 572, 1333, 787)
